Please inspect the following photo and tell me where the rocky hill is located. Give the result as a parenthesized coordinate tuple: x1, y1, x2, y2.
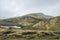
(0, 13, 60, 31)
(0, 13, 52, 29)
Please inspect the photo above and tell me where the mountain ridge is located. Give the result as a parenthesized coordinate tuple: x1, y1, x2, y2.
(0, 13, 60, 31)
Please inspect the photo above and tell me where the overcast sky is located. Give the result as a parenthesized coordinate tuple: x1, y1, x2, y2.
(0, 0, 60, 19)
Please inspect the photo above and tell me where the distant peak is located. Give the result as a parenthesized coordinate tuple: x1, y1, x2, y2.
(27, 13, 53, 18)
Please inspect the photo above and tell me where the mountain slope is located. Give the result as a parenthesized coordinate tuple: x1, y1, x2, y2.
(45, 16, 60, 31)
(0, 13, 50, 29)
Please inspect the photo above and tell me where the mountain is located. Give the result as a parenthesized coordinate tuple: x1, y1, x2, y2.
(27, 13, 53, 18)
(0, 13, 51, 29)
(0, 13, 60, 40)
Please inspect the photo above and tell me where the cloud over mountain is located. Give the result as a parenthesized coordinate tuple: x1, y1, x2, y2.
(0, 0, 60, 19)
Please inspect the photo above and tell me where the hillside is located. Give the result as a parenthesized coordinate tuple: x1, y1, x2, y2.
(0, 13, 51, 29)
(0, 13, 60, 31)
(0, 28, 60, 40)
(0, 13, 60, 30)
(46, 16, 60, 31)
(0, 13, 60, 40)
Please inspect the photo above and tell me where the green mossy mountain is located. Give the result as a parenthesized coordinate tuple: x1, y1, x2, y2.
(0, 13, 60, 40)
(0, 13, 49, 28)
(0, 13, 60, 31)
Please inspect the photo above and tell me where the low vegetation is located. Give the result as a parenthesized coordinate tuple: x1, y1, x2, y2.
(0, 28, 60, 40)
(0, 13, 60, 40)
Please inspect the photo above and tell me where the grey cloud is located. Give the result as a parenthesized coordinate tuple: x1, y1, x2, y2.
(0, 0, 60, 19)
